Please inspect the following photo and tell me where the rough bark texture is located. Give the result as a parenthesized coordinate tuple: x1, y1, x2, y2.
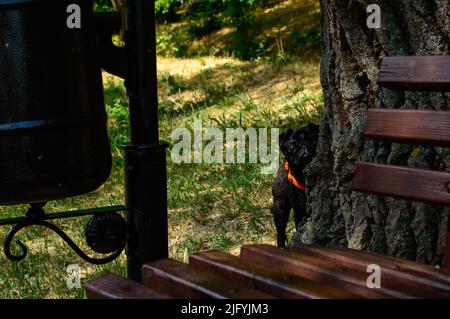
(291, 0, 450, 267)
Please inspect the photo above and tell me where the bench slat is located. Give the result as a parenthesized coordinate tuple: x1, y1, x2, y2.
(378, 56, 450, 91)
(295, 244, 450, 284)
(141, 258, 274, 299)
(189, 250, 359, 299)
(352, 162, 450, 205)
(240, 244, 419, 298)
(291, 244, 450, 298)
(85, 273, 171, 299)
(363, 109, 450, 146)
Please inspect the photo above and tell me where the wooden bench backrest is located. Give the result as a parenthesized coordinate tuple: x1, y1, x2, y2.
(352, 56, 450, 271)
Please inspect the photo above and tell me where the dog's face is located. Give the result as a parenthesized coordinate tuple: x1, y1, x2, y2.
(279, 124, 319, 176)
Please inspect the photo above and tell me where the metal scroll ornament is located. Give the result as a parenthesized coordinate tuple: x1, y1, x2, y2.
(2, 204, 127, 264)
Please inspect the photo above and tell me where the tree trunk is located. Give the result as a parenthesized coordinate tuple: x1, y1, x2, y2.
(292, 0, 450, 267)
(111, 0, 125, 38)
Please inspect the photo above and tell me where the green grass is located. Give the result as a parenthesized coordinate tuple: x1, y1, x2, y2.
(0, 0, 322, 298)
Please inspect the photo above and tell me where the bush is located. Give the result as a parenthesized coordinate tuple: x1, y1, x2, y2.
(155, 0, 184, 22)
(182, 0, 267, 60)
(157, 33, 189, 57)
(184, 0, 223, 37)
(94, 0, 184, 21)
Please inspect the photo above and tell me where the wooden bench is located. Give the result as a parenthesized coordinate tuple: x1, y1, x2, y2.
(85, 56, 450, 299)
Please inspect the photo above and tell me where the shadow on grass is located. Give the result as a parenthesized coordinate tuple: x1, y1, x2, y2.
(157, 55, 320, 121)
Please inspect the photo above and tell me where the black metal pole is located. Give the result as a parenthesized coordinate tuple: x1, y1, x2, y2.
(123, 0, 168, 281)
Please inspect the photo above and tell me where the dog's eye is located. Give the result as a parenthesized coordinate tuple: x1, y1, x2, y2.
(287, 145, 295, 154)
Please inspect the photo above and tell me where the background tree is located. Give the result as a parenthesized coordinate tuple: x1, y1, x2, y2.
(293, 0, 450, 266)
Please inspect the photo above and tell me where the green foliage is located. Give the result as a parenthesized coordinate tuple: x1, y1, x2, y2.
(94, 0, 184, 21)
(156, 33, 188, 57)
(94, 0, 113, 11)
(184, 0, 223, 37)
(95, 0, 319, 61)
(155, 0, 184, 22)
(106, 99, 129, 125)
(221, 0, 265, 60)
(182, 0, 266, 60)
(156, 0, 180, 14)
(155, 0, 320, 60)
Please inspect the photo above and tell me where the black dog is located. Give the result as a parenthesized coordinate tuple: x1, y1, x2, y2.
(271, 124, 319, 248)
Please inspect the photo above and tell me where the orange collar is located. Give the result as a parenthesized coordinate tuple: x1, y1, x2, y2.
(285, 161, 305, 191)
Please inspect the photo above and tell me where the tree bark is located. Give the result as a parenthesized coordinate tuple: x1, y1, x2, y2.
(292, 0, 450, 267)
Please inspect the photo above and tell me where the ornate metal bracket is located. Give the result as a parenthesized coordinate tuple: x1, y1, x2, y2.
(1, 204, 128, 265)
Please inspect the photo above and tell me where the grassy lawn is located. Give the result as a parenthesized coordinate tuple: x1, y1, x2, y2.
(0, 0, 322, 299)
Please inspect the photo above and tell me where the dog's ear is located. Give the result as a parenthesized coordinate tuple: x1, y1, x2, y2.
(306, 123, 319, 136)
(279, 129, 294, 147)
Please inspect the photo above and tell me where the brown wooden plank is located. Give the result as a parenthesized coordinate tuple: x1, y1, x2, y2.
(378, 56, 450, 91)
(363, 109, 450, 146)
(293, 244, 450, 285)
(240, 244, 426, 298)
(85, 273, 172, 299)
(189, 250, 360, 299)
(352, 162, 450, 206)
(291, 244, 450, 298)
(141, 258, 274, 299)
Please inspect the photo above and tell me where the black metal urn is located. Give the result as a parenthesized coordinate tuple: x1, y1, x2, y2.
(0, 0, 111, 204)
